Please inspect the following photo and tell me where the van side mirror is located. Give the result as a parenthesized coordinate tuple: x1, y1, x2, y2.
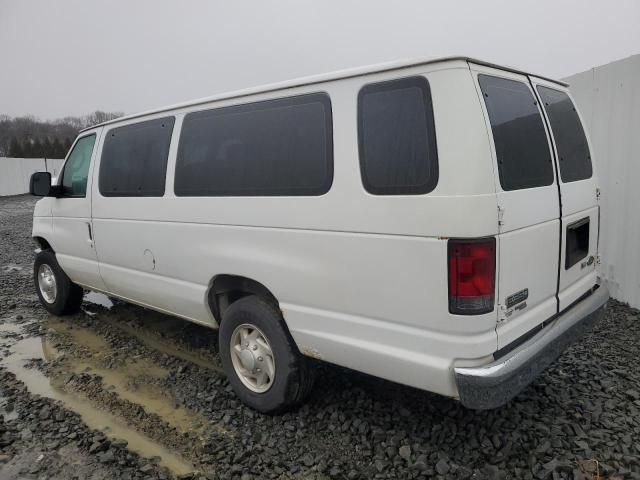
(29, 172, 53, 196)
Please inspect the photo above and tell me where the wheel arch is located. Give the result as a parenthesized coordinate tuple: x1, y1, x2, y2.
(33, 236, 53, 252)
(207, 274, 280, 324)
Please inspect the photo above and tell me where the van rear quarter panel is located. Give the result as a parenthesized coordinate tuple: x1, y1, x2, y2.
(91, 62, 499, 396)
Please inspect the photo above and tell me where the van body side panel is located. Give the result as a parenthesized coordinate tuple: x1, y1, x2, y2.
(90, 63, 500, 397)
(92, 220, 499, 396)
(470, 64, 561, 350)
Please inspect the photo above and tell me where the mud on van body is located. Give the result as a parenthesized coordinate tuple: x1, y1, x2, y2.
(29, 57, 608, 413)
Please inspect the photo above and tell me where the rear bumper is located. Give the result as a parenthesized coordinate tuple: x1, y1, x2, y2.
(454, 285, 609, 409)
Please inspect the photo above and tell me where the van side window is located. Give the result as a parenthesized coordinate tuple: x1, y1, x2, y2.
(99, 117, 175, 197)
(61, 134, 96, 197)
(479, 75, 554, 191)
(175, 93, 333, 196)
(537, 86, 592, 182)
(357, 76, 438, 195)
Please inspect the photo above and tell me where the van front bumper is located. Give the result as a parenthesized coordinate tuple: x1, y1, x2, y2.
(454, 285, 609, 410)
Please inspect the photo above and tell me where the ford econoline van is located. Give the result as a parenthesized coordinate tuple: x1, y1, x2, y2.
(29, 57, 608, 413)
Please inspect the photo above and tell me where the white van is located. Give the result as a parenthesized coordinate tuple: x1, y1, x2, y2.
(29, 57, 608, 413)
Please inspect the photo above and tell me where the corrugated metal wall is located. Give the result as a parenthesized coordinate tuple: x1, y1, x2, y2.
(564, 54, 640, 308)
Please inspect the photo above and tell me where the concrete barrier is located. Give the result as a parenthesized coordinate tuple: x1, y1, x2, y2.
(0, 157, 65, 196)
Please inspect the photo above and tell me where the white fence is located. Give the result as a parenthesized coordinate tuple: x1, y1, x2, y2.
(0, 157, 65, 196)
(564, 54, 640, 308)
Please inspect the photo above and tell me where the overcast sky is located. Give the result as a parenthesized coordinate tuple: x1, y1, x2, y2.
(1, 0, 639, 119)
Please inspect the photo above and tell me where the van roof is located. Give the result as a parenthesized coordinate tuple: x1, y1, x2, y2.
(82, 56, 568, 132)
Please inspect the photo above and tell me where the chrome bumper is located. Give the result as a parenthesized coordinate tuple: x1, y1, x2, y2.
(454, 285, 609, 410)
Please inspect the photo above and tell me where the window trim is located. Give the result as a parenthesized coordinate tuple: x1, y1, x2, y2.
(174, 92, 334, 197)
(357, 75, 439, 196)
(99, 116, 175, 198)
(59, 133, 97, 199)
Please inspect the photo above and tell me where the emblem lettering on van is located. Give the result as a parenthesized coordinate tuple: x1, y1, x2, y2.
(505, 288, 528, 309)
(514, 302, 527, 312)
(581, 256, 595, 269)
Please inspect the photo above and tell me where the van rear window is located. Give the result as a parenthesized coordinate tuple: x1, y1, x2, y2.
(479, 75, 554, 191)
(175, 93, 333, 197)
(100, 117, 175, 197)
(357, 76, 438, 195)
(537, 86, 592, 183)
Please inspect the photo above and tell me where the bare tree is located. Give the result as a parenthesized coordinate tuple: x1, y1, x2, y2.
(0, 111, 123, 158)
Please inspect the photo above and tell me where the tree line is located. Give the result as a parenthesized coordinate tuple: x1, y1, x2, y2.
(0, 111, 123, 159)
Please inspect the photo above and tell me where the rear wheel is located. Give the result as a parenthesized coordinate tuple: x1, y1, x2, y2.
(34, 250, 83, 315)
(219, 295, 315, 414)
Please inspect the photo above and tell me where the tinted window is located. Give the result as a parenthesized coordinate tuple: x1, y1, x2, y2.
(61, 134, 96, 197)
(537, 86, 592, 182)
(99, 117, 174, 197)
(175, 93, 333, 196)
(479, 75, 554, 191)
(358, 76, 438, 195)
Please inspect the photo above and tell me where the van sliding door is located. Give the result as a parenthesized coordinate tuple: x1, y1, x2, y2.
(530, 77, 599, 311)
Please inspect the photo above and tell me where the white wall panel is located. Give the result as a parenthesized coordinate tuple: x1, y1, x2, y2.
(0, 158, 65, 196)
(564, 55, 640, 308)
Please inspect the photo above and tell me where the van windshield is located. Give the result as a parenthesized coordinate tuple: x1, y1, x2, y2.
(536, 86, 592, 183)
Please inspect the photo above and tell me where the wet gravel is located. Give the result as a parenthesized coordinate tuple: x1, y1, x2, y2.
(1, 194, 640, 480)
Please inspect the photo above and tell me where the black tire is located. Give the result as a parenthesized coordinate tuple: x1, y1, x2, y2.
(33, 250, 84, 315)
(219, 295, 315, 414)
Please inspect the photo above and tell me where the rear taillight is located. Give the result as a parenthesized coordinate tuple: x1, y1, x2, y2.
(448, 238, 496, 315)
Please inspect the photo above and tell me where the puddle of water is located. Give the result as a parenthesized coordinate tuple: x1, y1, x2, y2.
(76, 293, 221, 373)
(104, 319, 223, 373)
(72, 362, 204, 433)
(0, 335, 195, 475)
(83, 291, 114, 309)
(0, 322, 24, 336)
(48, 320, 110, 352)
(46, 320, 210, 433)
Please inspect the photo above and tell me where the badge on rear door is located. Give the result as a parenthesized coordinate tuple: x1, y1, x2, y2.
(506, 288, 529, 308)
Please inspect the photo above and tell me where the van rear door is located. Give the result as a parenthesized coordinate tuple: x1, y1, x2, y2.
(471, 65, 561, 349)
(531, 78, 599, 311)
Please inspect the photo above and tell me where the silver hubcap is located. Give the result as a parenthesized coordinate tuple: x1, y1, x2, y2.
(230, 324, 275, 393)
(38, 264, 57, 304)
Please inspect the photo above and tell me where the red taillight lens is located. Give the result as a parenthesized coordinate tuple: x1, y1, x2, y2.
(448, 238, 496, 315)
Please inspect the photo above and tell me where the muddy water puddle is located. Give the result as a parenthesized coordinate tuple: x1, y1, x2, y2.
(81, 292, 222, 372)
(104, 318, 223, 373)
(0, 321, 25, 336)
(46, 319, 220, 427)
(0, 320, 203, 476)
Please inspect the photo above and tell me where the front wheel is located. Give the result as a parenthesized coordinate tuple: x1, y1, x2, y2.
(219, 295, 315, 414)
(34, 250, 84, 315)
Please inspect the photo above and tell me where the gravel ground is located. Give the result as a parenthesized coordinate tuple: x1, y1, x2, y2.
(1, 194, 639, 480)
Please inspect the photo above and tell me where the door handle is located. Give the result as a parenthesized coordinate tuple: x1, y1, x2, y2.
(86, 222, 94, 246)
